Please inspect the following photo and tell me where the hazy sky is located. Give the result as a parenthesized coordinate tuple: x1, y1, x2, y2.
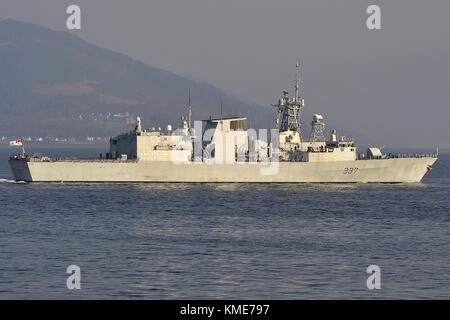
(1, 0, 449, 148)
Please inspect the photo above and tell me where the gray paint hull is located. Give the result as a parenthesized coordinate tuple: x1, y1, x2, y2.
(9, 157, 437, 183)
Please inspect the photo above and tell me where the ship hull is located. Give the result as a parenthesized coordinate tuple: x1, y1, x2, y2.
(9, 157, 437, 183)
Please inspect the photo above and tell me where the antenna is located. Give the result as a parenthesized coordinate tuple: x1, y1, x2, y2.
(220, 100, 223, 117)
(294, 61, 300, 102)
(21, 138, 26, 157)
(188, 88, 192, 129)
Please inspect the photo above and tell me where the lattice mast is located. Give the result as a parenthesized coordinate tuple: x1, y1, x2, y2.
(309, 114, 326, 142)
(273, 62, 305, 134)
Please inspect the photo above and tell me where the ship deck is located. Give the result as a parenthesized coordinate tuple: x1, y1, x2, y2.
(9, 152, 438, 164)
(10, 156, 138, 163)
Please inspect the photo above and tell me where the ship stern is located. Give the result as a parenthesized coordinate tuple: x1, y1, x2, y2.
(8, 158, 33, 182)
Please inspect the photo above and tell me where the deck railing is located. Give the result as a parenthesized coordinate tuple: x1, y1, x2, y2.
(10, 155, 138, 163)
(358, 153, 439, 160)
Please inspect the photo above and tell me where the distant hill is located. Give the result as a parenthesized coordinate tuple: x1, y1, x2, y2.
(0, 19, 273, 139)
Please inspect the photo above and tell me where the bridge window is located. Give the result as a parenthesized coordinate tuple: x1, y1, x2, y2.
(230, 120, 247, 131)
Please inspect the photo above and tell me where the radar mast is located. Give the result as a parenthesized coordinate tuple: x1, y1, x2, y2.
(273, 62, 305, 135)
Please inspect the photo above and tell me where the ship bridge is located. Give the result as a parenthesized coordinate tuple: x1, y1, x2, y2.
(201, 116, 249, 163)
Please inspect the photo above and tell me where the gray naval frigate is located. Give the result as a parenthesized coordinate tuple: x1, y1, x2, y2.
(9, 64, 438, 183)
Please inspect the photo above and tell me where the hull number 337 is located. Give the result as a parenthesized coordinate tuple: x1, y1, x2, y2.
(343, 167, 359, 174)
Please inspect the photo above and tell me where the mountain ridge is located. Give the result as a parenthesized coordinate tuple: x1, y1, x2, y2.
(0, 19, 273, 138)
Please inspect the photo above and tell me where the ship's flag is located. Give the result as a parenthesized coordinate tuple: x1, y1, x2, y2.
(9, 139, 23, 146)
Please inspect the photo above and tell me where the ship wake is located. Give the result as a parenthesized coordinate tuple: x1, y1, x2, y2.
(0, 178, 26, 184)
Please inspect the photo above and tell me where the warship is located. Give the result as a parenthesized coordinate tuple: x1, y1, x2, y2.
(9, 64, 438, 183)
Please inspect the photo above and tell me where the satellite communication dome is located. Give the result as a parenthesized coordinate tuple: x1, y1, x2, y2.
(313, 114, 324, 122)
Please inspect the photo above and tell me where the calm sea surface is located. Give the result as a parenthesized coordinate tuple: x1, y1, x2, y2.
(0, 144, 449, 299)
